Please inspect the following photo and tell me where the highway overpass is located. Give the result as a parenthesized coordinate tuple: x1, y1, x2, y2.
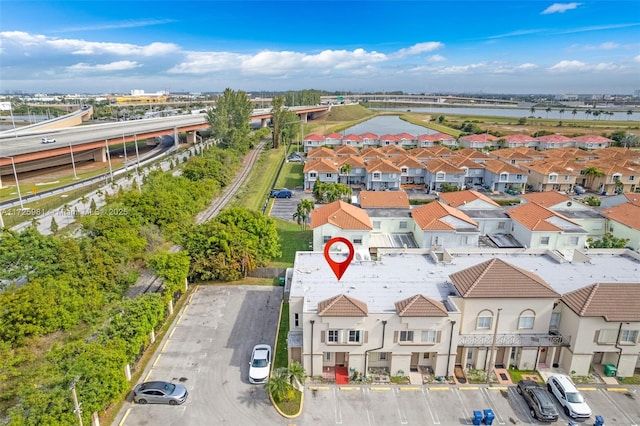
(0, 105, 328, 187)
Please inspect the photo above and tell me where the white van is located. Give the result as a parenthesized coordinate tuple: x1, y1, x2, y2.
(41, 137, 56, 144)
(547, 374, 592, 419)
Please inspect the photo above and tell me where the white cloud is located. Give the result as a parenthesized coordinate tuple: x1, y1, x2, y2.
(427, 55, 446, 62)
(541, 3, 581, 14)
(395, 42, 444, 57)
(635, 55, 640, 62)
(67, 61, 140, 72)
(548, 60, 619, 72)
(433, 63, 487, 75)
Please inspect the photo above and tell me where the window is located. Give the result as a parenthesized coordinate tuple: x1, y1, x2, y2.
(421, 330, 437, 343)
(423, 353, 430, 359)
(550, 312, 560, 330)
(477, 312, 493, 330)
(401, 167, 408, 175)
(399, 221, 408, 229)
(500, 173, 508, 181)
(379, 352, 388, 361)
(620, 330, 638, 344)
(540, 236, 550, 245)
(569, 236, 579, 246)
(325, 352, 331, 361)
(518, 310, 535, 329)
(326, 173, 332, 178)
(516, 174, 523, 180)
(294, 313, 299, 328)
(348, 330, 361, 343)
(373, 172, 381, 180)
(630, 176, 635, 181)
(323, 235, 332, 243)
(328, 330, 339, 343)
(564, 175, 570, 181)
(549, 174, 557, 182)
(399, 331, 414, 342)
(353, 237, 362, 244)
(309, 172, 317, 179)
(497, 222, 506, 230)
(436, 172, 445, 181)
(596, 329, 618, 344)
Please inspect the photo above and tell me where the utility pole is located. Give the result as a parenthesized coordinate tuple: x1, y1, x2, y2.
(69, 376, 83, 426)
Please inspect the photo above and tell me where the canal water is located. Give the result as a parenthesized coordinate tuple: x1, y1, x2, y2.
(342, 115, 437, 135)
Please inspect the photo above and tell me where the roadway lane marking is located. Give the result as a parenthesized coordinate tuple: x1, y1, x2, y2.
(143, 370, 152, 382)
(161, 340, 169, 352)
(169, 328, 176, 338)
(152, 354, 162, 367)
(118, 408, 132, 426)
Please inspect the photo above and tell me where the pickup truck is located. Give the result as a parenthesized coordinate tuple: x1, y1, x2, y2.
(270, 188, 293, 198)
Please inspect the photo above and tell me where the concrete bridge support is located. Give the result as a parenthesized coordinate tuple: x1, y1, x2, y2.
(93, 147, 107, 162)
(186, 131, 197, 144)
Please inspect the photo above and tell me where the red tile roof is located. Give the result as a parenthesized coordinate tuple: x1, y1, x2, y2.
(600, 202, 640, 230)
(507, 202, 582, 231)
(439, 190, 501, 208)
(521, 191, 570, 207)
(395, 294, 448, 317)
(318, 294, 368, 317)
(482, 159, 525, 174)
(424, 158, 464, 174)
(306, 147, 337, 158)
(303, 158, 339, 173)
(411, 201, 477, 230)
(365, 157, 402, 173)
(562, 283, 640, 321)
(310, 200, 373, 230)
(459, 133, 499, 143)
(359, 190, 410, 208)
(449, 258, 560, 298)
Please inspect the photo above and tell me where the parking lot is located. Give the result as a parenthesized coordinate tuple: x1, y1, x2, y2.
(297, 383, 640, 425)
(113, 284, 639, 426)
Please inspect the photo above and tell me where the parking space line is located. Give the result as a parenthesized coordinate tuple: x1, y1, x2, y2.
(480, 387, 506, 425)
(577, 387, 597, 391)
(422, 388, 441, 425)
(606, 387, 628, 392)
(161, 340, 169, 352)
(118, 407, 132, 426)
(143, 370, 152, 382)
(400, 387, 421, 391)
(597, 389, 638, 426)
(508, 387, 534, 425)
(333, 387, 342, 425)
(370, 387, 391, 391)
(459, 387, 479, 390)
(428, 387, 450, 391)
(152, 354, 162, 367)
(363, 388, 374, 426)
(339, 386, 360, 391)
(392, 388, 408, 425)
(454, 389, 473, 425)
(169, 328, 176, 338)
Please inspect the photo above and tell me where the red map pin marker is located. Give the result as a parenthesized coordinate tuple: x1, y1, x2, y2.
(323, 237, 355, 281)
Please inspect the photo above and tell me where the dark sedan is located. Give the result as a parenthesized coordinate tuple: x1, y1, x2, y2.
(516, 379, 559, 422)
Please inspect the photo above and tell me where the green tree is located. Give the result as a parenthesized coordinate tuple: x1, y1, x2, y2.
(582, 166, 604, 189)
(265, 367, 291, 402)
(286, 361, 306, 391)
(339, 163, 352, 185)
(206, 88, 253, 154)
(559, 108, 565, 120)
(271, 96, 299, 150)
(627, 110, 633, 121)
(587, 232, 629, 248)
(50, 217, 58, 234)
(529, 106, 535, 116)
(572, 109, 577, 120)
(293, 199, 315, 230)
(545, 107, 551, 118)
(312, 182, 352, 203)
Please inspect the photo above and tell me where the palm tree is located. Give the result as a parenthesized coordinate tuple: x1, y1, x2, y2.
(286, 361, 306, 391)
(293, 199, 314, 230)
(559, 109, 565, 120)
(339, 163, 352, 185)
(572, 109, 577, 120)
(529, 106, 536, 116)
(545, 107, 551, 119)
(627, 110, 633, 121)
(264, 368, 290, 402)
(583, 166, 604, 189)
(585, 109, 592, 120)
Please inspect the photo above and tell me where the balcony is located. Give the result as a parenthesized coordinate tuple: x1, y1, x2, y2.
(458, 332, 569, 347)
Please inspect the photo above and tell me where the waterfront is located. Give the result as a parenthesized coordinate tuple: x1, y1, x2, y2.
(342, 115, 437, 135)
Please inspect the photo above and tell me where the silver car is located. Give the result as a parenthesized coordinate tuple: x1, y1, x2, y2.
(133, 381, 188, 405)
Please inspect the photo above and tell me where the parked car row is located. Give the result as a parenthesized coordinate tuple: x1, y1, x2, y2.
(516, 375, 592, 422)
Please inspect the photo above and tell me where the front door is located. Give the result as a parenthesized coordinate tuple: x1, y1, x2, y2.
(410, 352, 419, 371)
(335, 352, 345, 367)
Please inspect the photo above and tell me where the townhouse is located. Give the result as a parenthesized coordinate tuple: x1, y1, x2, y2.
(286, 248, 640, 380)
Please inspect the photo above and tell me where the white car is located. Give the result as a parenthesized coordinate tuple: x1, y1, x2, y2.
(41, 137, 56, 144)
(248, 344, 271, 384)
(547, 374, 592, 419)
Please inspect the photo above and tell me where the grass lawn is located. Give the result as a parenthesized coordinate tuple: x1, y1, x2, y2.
(230, 142, 283, 211)
(274, 388, 302, 416)
(619, 374, 640, 385)
(274, 302, 290, 369)
(276, 163, 304, 190)
(271, 218, 312, 267)
(509, 369, 543, 383)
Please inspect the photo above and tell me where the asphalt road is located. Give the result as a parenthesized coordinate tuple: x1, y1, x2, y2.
(114, 285, 285, 426)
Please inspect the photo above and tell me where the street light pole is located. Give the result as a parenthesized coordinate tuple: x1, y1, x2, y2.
(105, 139, 114, 182)
(0, 156, 24, 208)
(486, 308, 502, 384)
(69, 377, 83, 426)
(68, 143, 78, 180)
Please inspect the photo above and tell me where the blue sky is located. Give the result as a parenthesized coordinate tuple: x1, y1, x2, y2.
(1, 1, 639, 95)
